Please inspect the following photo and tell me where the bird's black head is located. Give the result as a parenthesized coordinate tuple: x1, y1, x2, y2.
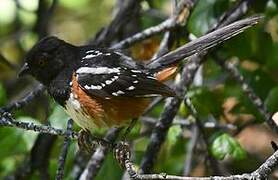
(19, 36, 76, 85)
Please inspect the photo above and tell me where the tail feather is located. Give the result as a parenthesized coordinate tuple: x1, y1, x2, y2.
(147, 15, 263, 72)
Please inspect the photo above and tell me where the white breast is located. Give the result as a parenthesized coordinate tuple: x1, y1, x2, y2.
(64, 93, 104, 130)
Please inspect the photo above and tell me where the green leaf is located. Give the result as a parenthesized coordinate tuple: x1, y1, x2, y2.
(210, 133, 247, 160)
(167, 125, 182, 146)
(178, 102, 188, 117)
(265, 86, 278, 112)
(189, 87, 223, 118)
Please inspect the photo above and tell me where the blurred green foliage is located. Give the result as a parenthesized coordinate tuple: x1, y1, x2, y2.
(0, 0, 277, 179)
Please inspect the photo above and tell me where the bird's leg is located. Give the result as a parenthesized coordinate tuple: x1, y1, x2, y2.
(78, 129, 110, 154)
(113, 141, 131, 169)
(113, 119, 137, 168)
(121, 118, 137, 140)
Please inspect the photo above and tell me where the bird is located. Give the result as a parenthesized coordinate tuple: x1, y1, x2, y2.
(18, 16, 261, 134)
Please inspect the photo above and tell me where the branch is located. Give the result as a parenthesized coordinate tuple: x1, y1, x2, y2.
(112, 0, 195, 49)
(34, 0, 58, 38)
(184, 96, 222, 174)
(182, 125, 199, 176)
(140, 0, 255, 173)
(55, 119, 74, 180)
(140, 116, 237, 131)
(90, 0, 141, 46)
(0, 112, 78, 139)
(215, 58, 278, 134)
(125, 150, 278, 180)
(0, 84, 45, 113)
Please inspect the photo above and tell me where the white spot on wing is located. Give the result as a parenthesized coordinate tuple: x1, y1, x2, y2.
(112, 90, 125, 96)
(84, 84, 102, 90)
(82, 53, 102, 59)
(76, 67, 120, 74)
(105, 80, 113, 85)
(131, 70, 142, 73)
(147, 76, 156, 79)
(112, 92, 118, 96)
(133, 80, 139, 83)
(127, 86, 135, 90)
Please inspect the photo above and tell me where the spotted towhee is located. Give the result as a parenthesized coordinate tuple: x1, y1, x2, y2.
(18, 16, 261, 131)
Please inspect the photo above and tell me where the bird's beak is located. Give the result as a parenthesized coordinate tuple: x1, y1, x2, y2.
(18, 63, 31, 77)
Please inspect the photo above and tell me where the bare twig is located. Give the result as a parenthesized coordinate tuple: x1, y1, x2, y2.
(34, 0, 58, 38)
(183, 125, 199, 176)
(184, 96, 222, 174)
(90, 0, 141, 46)
(0, 112, 78, 138)
(112, 0, 195, 49)
(140, 116, 236, 132)
(215, 58, 278, 134)
(0, 84, 45, 113)
(125, 150, 278, 179)
(56, 119, 74, 180)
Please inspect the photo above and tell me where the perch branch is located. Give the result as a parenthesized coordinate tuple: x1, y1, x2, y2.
(0, 112, 78, 138)
(125, 150, 278, 179)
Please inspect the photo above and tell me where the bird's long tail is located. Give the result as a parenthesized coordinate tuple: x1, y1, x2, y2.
(147, 15, 263, 72)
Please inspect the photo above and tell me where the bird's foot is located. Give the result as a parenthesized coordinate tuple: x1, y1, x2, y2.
(113, 141, 131, 169)
(78, 129, 109, 154)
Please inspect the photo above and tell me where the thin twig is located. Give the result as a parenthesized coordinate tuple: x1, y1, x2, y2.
(125, 150, 278, 179)
(183, 125, 199, 176)
(34, 0, 58, 38)
(215, 58, 278, 134)
(112, 0, 195, 49)
(0, 112, 78, 139)
(90, 0, 141, 46)
(141, 116, 237, 131)
(0, 84, 45, 113)
(184, 96, 222, 174)
(56, 119, 74, 180)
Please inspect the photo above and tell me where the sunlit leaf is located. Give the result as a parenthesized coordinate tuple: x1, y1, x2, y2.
(210, 133, 247, 160)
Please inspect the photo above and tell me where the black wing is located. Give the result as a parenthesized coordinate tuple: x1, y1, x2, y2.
(75, 48, 175, 99)
(76, 66, 175, 99)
